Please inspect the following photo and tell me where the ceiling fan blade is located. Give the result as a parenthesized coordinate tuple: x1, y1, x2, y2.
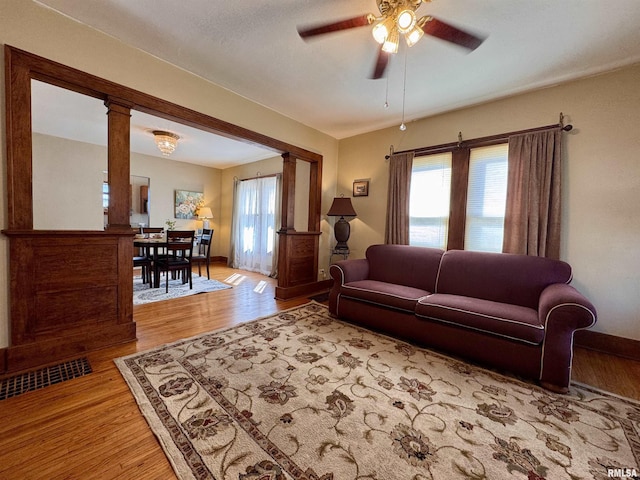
(422, 17, 485, 51)
(371, 47, 390, 79)
(298, 14, 374, 39)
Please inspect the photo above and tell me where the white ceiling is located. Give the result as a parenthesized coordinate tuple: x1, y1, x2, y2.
(32, 0, 640, 162)
(31, 80, 278, 168)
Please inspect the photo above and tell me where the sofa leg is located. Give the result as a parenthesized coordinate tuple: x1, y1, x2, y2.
(540, 381, 569, 394)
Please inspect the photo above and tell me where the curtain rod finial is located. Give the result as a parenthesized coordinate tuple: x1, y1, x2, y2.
(559, 112, 573, 131)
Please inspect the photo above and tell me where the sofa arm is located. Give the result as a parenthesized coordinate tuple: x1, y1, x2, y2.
(328, 259, 369, 314)
(539, 283, 597, 331)
(538, 283, 597, 392)
(330, 259, 369, 285)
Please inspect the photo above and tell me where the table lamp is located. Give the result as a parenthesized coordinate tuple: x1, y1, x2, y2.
(327, 196, 357, 251)
(198, 207, 213, 230)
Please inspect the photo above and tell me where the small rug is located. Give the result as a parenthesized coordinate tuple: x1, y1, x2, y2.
(133, 274, 232, 305)
(116, 302, 640, 480)
(0, 357, 92, 400)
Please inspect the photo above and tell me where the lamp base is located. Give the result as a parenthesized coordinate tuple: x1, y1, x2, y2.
(203, 219, 211, 230)
(333, 216, 351, 251)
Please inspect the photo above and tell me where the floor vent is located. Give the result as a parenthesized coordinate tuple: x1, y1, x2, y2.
(0, 357, 92, 400)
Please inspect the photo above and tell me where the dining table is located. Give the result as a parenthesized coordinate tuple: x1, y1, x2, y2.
(134, 236, 195, 288)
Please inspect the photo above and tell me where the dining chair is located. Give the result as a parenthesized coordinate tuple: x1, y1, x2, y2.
(133, 253, 153, 285)
(133, 227, 153, 286)
(192, 229, 213, 279)
(153, 230, 195, 293)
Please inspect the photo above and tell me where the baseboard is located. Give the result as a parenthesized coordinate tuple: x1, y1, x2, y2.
(211, 256, 228, 263)
(275, 279, 333, 300)
(0, 348, 6, 374)
(574, 330, 640, 361)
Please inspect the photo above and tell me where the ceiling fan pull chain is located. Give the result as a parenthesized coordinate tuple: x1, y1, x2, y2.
(400, 47, 408, 131)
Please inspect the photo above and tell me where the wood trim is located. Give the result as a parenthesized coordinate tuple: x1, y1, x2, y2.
(280, 153, 297, 232)
(6, 46, 322, 164)
(0, 347, 6, 374)
(4, 323, 136, 374)
(308, 159, 322, 232)
(275, 279, 333, 300)
(5, 45, 34, 230)
(105, 98, 132, 230)
(574, 330, 640, 362)
(4, 45, 325, 372)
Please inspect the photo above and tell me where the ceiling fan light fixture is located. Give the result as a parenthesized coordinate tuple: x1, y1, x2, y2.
(382, 27, 400, 54)
(372, 16, 394, 44)
(404, 24, 424, 46)
(396, 9, 416, 33)
(152, 130, 180, 156)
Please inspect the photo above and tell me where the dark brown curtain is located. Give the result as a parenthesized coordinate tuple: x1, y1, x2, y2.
(503, 129, 562, 259)
(385, 151, 415, 244)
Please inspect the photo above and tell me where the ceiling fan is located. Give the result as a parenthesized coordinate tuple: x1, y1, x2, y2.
(297, 0, 486, 79)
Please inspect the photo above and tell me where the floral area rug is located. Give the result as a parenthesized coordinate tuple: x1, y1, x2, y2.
(133, 274, 232, 305)
(115, 302, 640, 479)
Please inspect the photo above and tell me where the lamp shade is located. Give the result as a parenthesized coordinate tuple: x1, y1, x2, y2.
(327, 197, 357, 217)
(197, 207, 213, 219)
(198, 207, 213, 230)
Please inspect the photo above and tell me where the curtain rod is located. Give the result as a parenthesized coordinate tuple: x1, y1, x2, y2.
(239, 173, 279, 182)
(385, 114, 574, 159)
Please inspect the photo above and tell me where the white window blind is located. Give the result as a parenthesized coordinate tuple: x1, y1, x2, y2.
(409, 152, 452, 249)
(464, 144, 508, 252)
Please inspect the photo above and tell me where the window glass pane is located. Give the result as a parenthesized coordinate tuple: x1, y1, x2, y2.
(409, 152, 452, 249)
(464, 144, 508, 252)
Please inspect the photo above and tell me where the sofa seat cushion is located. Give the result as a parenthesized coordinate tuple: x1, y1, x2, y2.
(415, 294, 544, 345)
(341, 280, 431, 313)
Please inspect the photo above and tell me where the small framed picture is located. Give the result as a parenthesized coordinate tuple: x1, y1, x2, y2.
(352, 180, 369, 197)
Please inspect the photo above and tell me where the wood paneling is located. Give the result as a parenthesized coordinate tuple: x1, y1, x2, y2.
(1, 231, 136, 373)
(276, 232, 322, 298)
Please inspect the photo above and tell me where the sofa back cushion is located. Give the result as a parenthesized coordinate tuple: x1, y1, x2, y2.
(435, 250, 572, 309)
(366, 245, 444, 292)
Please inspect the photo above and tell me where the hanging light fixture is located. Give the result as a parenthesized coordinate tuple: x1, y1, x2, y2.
(371, 1, 432, 54)
(152, 130, 180, 156)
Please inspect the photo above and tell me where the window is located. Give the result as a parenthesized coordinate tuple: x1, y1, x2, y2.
(409, 143, 508, 252)
(232, 176, 278, 275)
(409, 153, 452, 249)
(102, 182, 109, 211)
(465, 144, 509, 252)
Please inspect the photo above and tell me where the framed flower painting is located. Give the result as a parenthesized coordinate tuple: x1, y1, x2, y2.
(174, 190, 204, 219)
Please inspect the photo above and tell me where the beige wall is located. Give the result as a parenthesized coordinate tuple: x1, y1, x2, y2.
(130, 153, 221, 246)
(32, 132, 222, 245)
(0, 0, 339, 349)
(338, 64, 640, 340)
(32, 133, 107, 230)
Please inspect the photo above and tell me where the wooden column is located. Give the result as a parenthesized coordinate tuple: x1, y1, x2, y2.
(276, 152, 327, 299)
(4, 45, 33, 230)
(104, 97, 132, 231)
(280, 152, 297, 232)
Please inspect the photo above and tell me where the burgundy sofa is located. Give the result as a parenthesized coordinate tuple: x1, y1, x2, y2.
(329, 244, 596, 392)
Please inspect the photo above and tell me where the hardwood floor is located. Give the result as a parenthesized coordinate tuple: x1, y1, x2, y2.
(0, 264, 638, 479)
